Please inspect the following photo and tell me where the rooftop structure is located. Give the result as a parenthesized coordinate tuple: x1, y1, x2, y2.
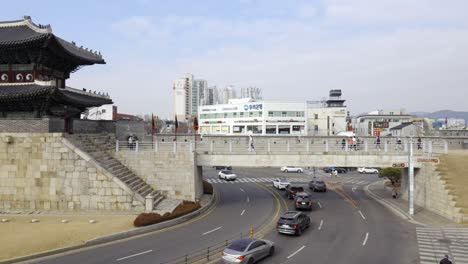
(0, 16, 111, 122)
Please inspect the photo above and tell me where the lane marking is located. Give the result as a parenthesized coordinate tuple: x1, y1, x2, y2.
(116, 250, 152, 261)
(318, 219, 324, 230)
(317, 202, 322, 209)
(352, 187, 357, 193)
(241, 209, 245, 216)
(246, 196, 250, 203)
(202, 226, 222, 236)
(287, 245, 306, 259)
(358, 210, 366, 220)
(362, 232, 369, 246)
(240, 187, 245, 192)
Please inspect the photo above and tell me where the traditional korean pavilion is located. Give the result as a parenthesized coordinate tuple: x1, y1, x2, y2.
(0, 16, 112, 131)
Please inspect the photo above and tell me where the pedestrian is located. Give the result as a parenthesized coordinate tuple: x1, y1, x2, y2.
(341, 138, 346, 150)
(376, 136, 381, 150)
(132, 135, 138, 150)
(352, 136, 357, 150)
(249, 135, 254, 151)
(440, 254, 452, 264)
(127, 135, 134, 150)
(392, 187, 398, 199)
(396, 137, 402, 151)
(349, 137, 354, 151)
(417, 137, 422, 150)
(356, 137, 361, 151)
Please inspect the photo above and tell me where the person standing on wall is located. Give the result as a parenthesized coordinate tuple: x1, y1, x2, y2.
(376, 136, 381, 150)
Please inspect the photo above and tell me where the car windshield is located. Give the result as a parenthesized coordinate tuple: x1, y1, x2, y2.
(228, 239, 251, 252)
(315, 181, 324, 184)
(279, 217, 296, 224)
(291, 187, 304, 192)
(297, 194, 309, 199)
(222, 171, 233, 174)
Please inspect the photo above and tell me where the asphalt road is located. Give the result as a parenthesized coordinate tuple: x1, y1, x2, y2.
(31, 167, 419, 264)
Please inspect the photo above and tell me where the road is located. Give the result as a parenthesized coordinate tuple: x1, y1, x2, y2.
(33, 167, 419, 264)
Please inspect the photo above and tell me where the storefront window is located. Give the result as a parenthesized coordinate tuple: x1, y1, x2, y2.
(233, 125, 245, 134)
(247, 125, 263, 134)
(292, 125, 304, 134)
(266, 125, 276, 134)
(278, 125, 290, 134)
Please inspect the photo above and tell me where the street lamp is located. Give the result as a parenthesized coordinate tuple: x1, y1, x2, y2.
(408, 135, 414, 215)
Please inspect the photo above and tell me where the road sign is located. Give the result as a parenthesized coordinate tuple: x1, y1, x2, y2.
(416, 158, 439, 164)
(392, 163, 408, 168)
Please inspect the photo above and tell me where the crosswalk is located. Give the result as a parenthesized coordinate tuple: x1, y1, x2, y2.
(205, 177, 310, 184)
(417, 227, 468, 264)
(340, 179, 372, 185)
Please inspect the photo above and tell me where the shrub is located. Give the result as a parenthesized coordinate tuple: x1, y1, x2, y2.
(134, 200, 201, 227)
(379, 167, 402, 186)
(203, 180, 213, 194)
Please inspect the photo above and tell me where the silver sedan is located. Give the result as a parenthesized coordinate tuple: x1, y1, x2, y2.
(222, 238, 275, 264)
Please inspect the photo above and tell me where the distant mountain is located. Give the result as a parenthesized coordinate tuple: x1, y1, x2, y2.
(411, 110, 468, 121)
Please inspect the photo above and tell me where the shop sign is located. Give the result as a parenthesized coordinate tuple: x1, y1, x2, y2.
(243, 104, 263, 111)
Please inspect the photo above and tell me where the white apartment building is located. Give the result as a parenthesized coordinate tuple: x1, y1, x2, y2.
(307, 90, 347, 136)
(198, 99, 307, 135)
(173, 73, 207, 121)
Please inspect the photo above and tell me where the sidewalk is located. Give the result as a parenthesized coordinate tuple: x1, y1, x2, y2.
(365, 180, 459, 227)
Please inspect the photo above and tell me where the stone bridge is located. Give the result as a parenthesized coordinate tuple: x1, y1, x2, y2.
(117, 135, 452, 169)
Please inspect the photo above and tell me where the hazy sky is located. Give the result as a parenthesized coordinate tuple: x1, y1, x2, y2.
(3, 0, 468, 118)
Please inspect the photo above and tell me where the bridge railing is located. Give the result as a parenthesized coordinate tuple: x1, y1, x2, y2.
(115, 137, 449, 155)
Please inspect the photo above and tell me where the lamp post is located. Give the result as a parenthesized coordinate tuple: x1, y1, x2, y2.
(408, 135, 414, 215)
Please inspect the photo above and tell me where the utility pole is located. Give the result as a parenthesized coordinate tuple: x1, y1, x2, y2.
(408, 137, 414, 215)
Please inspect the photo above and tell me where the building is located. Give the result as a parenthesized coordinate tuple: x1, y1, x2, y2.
(205, 86, 220, 105)
(353, 110, 413, 137)
(307, 90, 347, 136)
(438, 128, 468, 137)
(0, 16, 112, 132)
(173, 73, 208, 121)
(198, 99, 307, 135)
(240, 86, 262, 100)
(222, 85, 237, 104)
(389, 122, 424, 137)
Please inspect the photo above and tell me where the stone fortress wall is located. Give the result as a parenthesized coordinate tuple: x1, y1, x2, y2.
(0, 133, 144, 211)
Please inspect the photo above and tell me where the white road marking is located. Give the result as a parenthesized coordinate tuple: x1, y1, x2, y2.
(246, 196, 250, 203)
(318, 219, 324, 230)
(352, 187, 357, 193)
(317, 202, 322, 209)
(358, 210, 366, 220)
(202, 226, 222, 236)
(116, 250, 153, 261)
(362, 232, 369, 246)
(241, 209, 245, 216)
(287, 245, 306, 259)
(240, 188, 245, 192)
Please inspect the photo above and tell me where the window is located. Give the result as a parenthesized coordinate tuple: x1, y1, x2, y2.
(296, 111, 304, 117)
(314, 125, 318, 131)
(282, 112, 287, 117)
(0, 65, 8, 71)
(249, 112, 253, 117)
(287, 111, 295, 117)
(233, 125, 245, 134)
(101, 109, 106, 113)
(240, 112, 244, 117)
(314, 114, 318, 119)
(268, 111, 273, 117)
(266, 125, 276, 134)
(224, 113, 228, 118)
(278, 125, 290, 134)
(247, 125, 262, 134)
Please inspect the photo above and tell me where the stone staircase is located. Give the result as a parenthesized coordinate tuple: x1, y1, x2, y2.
(66, 134, 164, 209)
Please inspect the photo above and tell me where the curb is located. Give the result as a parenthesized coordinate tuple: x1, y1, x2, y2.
(1, 192, 217, 264)
(364, 181, 424, 225)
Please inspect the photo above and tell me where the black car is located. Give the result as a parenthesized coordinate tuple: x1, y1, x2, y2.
(213, 166, 232, 170)
(323, 167, 347, 173)
(309, 180, 327, 192)
(276, 211, 310, 236)
(294, 192, 313, 210)
(285, 185, 305, 200)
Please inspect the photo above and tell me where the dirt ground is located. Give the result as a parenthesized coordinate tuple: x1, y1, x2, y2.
(439, 150, 468, 212)
(0, 213, 136, 261)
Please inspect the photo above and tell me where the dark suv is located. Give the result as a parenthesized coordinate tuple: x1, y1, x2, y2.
(309, 180, 327, 192)
(294, 192, 313, 210)
(323, 167, 347, 173)
(276, 211, 310, 236)
(285, 185, 305, 200)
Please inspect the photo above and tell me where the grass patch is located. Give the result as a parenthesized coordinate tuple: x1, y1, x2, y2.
(134, 201, 201, 227)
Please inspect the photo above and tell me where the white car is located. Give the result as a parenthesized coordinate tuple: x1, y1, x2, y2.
(358, 167, 379, 174)
(280, 166, 303, 173)
(219, 170, 237, 181)
(273, 178, 290, 190)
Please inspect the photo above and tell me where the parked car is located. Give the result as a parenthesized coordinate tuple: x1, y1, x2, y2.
(294, 192, 313, 210)
(222, 238, 275, 264)
(358, 167, 379, 174)
(280, 166, 303, 173)
(214, 166, 232, 170)
(276, 211, 310, 236)
(285, 185, 305, 199)
(273, 178, 290, 190)
(323, 167, 347, 173)
(219, 170, 237, 181)
(309, 180, 327, 192)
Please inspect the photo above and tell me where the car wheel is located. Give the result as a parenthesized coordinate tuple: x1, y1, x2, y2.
(247, 258, 254, 264)
(269, 246, 275, 256)
(297, 227, 302, 236)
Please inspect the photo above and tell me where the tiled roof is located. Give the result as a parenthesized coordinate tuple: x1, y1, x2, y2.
(0, 16, 105, 64)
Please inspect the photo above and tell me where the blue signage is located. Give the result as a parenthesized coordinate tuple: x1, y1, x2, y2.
(243, 105, 249, 111)
(243, 104, 263, 111)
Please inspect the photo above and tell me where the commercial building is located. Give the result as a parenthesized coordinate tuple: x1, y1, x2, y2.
(389, 122, 424, 137)
(307, 90, 347, 136)
(198, 99, 307, 135)
(173, 73, 207, 121)
(353, 110, 413, 137)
